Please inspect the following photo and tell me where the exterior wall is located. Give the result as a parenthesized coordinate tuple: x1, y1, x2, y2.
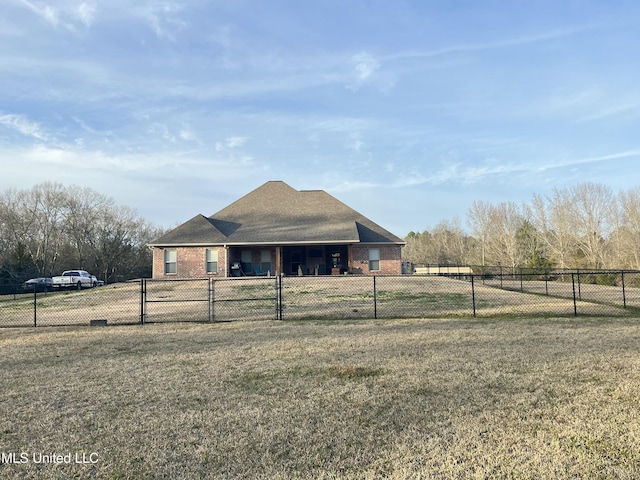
(152, 244, 403, 278)
(152, 246, 227, 279)
(350, 245, 403, 275)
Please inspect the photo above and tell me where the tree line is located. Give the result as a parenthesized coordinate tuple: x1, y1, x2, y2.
(0, 182, 165, 286)
(403, 182, 640, 271)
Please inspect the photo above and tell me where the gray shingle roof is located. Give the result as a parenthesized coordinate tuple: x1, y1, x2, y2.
(150, 181, 405, 246)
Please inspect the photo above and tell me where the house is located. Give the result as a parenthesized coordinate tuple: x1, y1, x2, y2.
(148, 181, 405, 278)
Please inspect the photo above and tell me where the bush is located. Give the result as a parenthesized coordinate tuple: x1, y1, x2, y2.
(578, 273, 618, 286)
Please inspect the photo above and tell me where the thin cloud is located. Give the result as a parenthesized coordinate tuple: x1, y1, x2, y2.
(551, 150, 640, 167)
(226, 136, 248, 148)
(134, 1, 188, 39)
(215, 136, 249, 152)
(330, 148, 640, 193)
(0, 113, 48, 140)
(75, 3, 97, 27)
(578, 103, 640, 123)
(16, 0, 96, 31)
(179, 128, 200, 143)
(345, 52, 396, 92)
(388, 24, 595, 62)
(353, 53, 379, 81)
(16, 0, 58, 27)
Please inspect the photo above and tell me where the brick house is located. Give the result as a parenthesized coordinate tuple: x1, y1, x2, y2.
(148, 181, 405, 278)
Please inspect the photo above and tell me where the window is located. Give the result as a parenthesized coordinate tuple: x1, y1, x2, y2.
(241, 250, 252, 274)
(368, 248, 380, 271)
(206, 249, 218, 274)
(164, 249, 177, 274)
(260, 249, 272, 274)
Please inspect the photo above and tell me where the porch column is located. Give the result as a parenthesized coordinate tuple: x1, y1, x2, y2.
(275, 246, 282, 276)
(347, 244, 354, 273)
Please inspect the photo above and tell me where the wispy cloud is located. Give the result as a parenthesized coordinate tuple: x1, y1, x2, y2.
(17, 0, 59, 27)
(226, 136, 248, 148)
(179, 127, 200, 143)
(424, 150, 640, 186)
(347, 52, 380, 90)
(330, 148, 640, 193)
(0, 113, 48, 140)
(149, 123, 176, 143)
(551, 149, 640, 167)
(214, 136, 247, 150)
(133, 1, 187, 39)
(389, 24, 594, 62)
(344, 52, 396, 92)
(75, 3, 97, 28)
(578, 103, 640, 123)
(16, 0, 97, 31)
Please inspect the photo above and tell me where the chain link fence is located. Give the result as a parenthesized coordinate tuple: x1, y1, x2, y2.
(1, 270, 639, 328)
(0, 282, 142, 327)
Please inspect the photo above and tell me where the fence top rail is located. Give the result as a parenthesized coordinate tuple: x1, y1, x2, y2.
(144, 278, 210, 283)
(411, 264, 640, 274)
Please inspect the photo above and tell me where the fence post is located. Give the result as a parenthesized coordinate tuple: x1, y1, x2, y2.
(621, 270, 627, 309)
(571, 273, 578, 317)
(140, 279, 146, 325)
(471, 275, 476, 318)
(373, 276, 377, 319)
(33, 288, 37, 327)
(545, 270, 549, 296)
(277, 274, 283, 320)
(209, 278, 215, 322)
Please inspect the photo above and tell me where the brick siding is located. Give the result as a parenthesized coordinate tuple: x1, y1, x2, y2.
(152, 244, 403, 278)
(350, 245, 403, 275)
(152, 246, 227, 279)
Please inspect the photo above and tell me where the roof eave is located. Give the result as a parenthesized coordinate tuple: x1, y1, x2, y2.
(149, 239, 405, 248)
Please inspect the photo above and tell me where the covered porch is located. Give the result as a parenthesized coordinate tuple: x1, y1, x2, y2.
(227, 245, 351, 276)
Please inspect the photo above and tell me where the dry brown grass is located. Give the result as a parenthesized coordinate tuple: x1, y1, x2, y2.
(1, 317, 640, 479)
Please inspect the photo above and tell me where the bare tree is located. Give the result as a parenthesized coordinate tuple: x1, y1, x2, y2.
(488, 202, 526, 271)
(0, 183, 68, 276)
(568, 183, 615, 268)
(404, 182, 637, 271)
(0, 183, 163, 281)
(435, 217, 472, 265)
(467, 200, 492, 266)
(530, 191, 575, 269)
(616, 187, 640, 269)
(402, 231, 432, 265)
(92, 205, 162, 282)
(62, 188, 114, 269)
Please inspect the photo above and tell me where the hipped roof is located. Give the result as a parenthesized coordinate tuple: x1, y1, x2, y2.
(150, 181, 405, 246)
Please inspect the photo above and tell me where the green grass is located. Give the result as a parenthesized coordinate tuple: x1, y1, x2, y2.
(1, 318, 640, 479)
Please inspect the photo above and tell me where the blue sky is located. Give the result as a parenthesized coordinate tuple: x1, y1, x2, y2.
(2, 1, 640, 237)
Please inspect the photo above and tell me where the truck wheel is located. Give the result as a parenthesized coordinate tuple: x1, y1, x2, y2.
(77, 282, 82, 290)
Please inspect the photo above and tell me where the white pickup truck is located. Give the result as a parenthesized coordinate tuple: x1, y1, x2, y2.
(51, 270, 98, 290)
